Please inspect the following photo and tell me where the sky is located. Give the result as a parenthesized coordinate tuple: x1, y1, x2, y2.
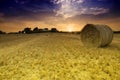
(0, 0, 120, 32)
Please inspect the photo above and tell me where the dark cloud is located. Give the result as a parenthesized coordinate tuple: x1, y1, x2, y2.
(0, 0, 119, 18)
(0, 0, 54, 17)
(110, 0, 120, 16)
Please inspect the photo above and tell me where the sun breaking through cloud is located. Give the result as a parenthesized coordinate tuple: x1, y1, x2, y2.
(52, 0, 109, 19)
(52, 0, 84, 18)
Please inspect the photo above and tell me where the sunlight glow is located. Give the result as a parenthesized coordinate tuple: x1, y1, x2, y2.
(67, 24, 74, 32)
(68, 28, 72, 32)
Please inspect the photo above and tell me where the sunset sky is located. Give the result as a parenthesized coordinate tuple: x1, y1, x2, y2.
(0, 0, 120, 32)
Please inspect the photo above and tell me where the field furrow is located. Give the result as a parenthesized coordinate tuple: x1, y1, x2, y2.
(0, 33, 120, 80)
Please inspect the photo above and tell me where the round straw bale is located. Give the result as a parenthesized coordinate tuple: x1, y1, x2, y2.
(81, 24, 113, 47)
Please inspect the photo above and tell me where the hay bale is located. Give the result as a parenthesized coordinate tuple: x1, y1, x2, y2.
(81, 24, 113, 47)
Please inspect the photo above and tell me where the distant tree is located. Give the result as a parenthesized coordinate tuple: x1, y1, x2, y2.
(21, 31, 24, 34)
(114, 31, 120, 34)
(39, 29, 43, 32)
(18, 31, 22, 34)
(23, 27, 32, 34)
(18, 30, 24, 34)
(44, 28, 49, 31)
(50, 28, 58, 32)
(0, 30, 6, 34)
(33, 27, 40, 33)
(8, 32, 18, 34)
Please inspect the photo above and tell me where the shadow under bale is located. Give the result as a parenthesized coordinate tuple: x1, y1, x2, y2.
(81, 24, 113, 47)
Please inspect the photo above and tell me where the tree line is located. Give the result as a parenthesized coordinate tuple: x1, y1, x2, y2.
(0, 27, 59, 34)
(1, 27, 119, 34)
(0, 30, 6, 34)
(19, 27, 59, 34)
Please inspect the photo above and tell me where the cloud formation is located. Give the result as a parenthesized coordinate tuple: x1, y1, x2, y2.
(83, 7, 109, 15)
(52, 0, 84, 18)
(52, 0, 109, 18)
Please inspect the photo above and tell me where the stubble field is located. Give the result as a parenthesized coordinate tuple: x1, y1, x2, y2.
(0, 33, 120, 80)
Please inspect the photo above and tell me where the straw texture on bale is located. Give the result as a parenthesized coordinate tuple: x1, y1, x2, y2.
(81, 24, 113, 47)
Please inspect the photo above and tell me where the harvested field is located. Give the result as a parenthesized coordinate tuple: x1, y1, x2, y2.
(0, 33, 120, 80)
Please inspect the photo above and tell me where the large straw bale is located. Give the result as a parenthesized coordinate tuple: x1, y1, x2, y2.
(81, 24, 113, 47)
